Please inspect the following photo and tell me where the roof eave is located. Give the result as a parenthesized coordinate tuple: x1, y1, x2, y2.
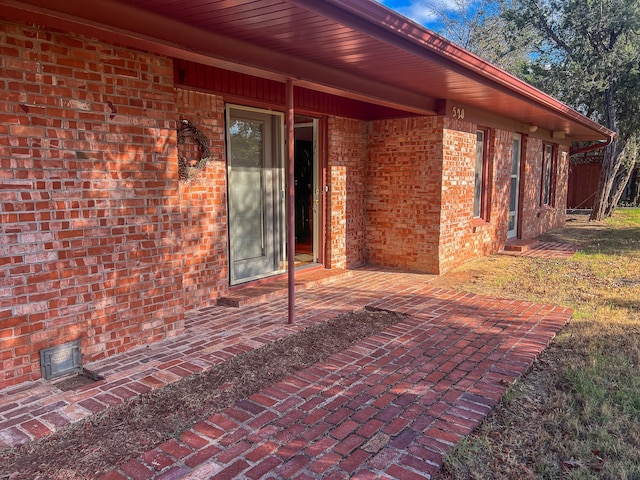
(290, 0, 615, 141)
(0, 0, 615, 141)
(0, 0, 437, 116)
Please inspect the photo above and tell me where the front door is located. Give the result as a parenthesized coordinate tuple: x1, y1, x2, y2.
(227, 106, 285, 285)
(508, 133, 522, 238)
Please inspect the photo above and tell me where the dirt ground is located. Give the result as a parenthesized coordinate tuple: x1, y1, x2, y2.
(0, 309, 405, 480)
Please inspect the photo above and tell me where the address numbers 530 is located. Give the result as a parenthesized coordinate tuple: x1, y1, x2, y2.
(452, 106, 465, 119)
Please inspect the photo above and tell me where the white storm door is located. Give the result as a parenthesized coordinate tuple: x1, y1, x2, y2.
(227, 107, 284, 285)
(508, 134, 522, 238)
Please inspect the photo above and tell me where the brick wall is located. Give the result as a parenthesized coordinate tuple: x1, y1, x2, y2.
(437, 118, 477, 273)
(366, 117, 442, 273)
(333, 115, 570, 276)
(0, 20, 184, 388)
(326, 117, 367, 269)
(0, 17, 575, 388)
(438, 124, 515, 273)
(176, 89, 229, 308)
(556, 145, 570, 218)
(437, 124, 569, 273)
(489, 128, 514, 248)
(520, 137, 568, 238)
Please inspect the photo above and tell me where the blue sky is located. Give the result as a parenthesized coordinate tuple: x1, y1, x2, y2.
(377, 0, 457, 28)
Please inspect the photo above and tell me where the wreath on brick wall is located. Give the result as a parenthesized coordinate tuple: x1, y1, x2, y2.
(177, 119, 213, 181)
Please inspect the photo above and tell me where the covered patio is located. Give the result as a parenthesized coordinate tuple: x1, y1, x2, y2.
(0, 268, 571, 479)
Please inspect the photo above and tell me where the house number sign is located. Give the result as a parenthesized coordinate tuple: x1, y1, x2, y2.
(451, 106, 465, 120)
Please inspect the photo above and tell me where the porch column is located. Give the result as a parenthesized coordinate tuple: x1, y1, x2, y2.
(286, 79, 295, 324)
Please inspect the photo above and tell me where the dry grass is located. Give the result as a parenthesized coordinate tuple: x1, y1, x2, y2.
(433, 209, 640, 480)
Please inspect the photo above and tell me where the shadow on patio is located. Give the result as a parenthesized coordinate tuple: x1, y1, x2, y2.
(0, 268, 571, 479)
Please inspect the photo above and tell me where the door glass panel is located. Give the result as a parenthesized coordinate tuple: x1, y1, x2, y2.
(227, 106, 284, 285)
(229, 119, 264, 260)
(510, 177, 518, 210)
(512, 139, 520, 175)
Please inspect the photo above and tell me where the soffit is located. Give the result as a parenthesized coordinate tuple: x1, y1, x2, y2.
(1, 0, 613, 141)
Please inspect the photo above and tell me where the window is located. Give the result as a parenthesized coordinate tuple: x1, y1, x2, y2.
(474, 128, 490, 219)
(540, 143, 556, 206)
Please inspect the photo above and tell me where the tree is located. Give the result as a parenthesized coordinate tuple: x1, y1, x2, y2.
(426, 0, 537, 71)
(428, 0, 640, 219)
(504, 0, 640, 220)
(605, 134, 639, 214)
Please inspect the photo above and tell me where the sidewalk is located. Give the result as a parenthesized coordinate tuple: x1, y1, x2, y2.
(0, 269, 572, 479)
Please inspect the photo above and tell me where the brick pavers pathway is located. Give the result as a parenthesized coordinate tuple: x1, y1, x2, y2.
(0, 269, 572, 479)
(501, 241, 579, 259)
(0, 270, 425, 450)
(521, 242, 579, 258)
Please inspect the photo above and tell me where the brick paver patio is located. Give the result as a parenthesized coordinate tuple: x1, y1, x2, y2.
(0, 269, 572, 479)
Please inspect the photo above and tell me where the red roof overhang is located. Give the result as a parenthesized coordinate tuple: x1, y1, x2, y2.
(1, 0, 614, 141)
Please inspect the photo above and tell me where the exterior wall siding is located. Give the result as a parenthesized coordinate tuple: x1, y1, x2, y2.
(326, 117, 367, 269)
(437, 122, 569, 273)
(176, 89, 229, 308)
(174, 59, 415, 121)
(0, 19, 575, 389)
(520, 138, 568, 238)
(366, 117, 442, 273)
(438, 118, 478, 273)
(0, 20, 184, 388)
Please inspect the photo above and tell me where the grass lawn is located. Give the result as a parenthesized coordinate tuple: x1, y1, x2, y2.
(433, 209, 640, 480)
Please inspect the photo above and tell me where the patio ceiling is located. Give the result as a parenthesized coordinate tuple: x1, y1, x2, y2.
(2, 0, 613, 141)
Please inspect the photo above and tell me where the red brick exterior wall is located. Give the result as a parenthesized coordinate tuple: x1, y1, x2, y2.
(557, 145, 570, 221)
(326, 116, 367, 269)
(364, 118, 520, 275)
(367, 117, 442, 273)
(438, 125, 514, 272)
(176, 89, 229, 308)
(0, 20, 185, 388)
(437, 118, 477, 273)
(438, 123, 569, 273)
(0, 18, 573, 389)
(331, 116, 570, 276)
(520, 138, 568, 238)
(489, 128, 514, 247)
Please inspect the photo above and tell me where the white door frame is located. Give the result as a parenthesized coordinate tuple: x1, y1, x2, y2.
(293, 118, 320, 263)
(508, 133, 522, 239)
(226, 105, 285, 285)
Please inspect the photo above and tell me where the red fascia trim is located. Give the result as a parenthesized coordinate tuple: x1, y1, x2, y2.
(309, 0, 615, 140)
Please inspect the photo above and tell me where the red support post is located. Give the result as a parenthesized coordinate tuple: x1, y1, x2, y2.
(286, 79, 295, 324)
